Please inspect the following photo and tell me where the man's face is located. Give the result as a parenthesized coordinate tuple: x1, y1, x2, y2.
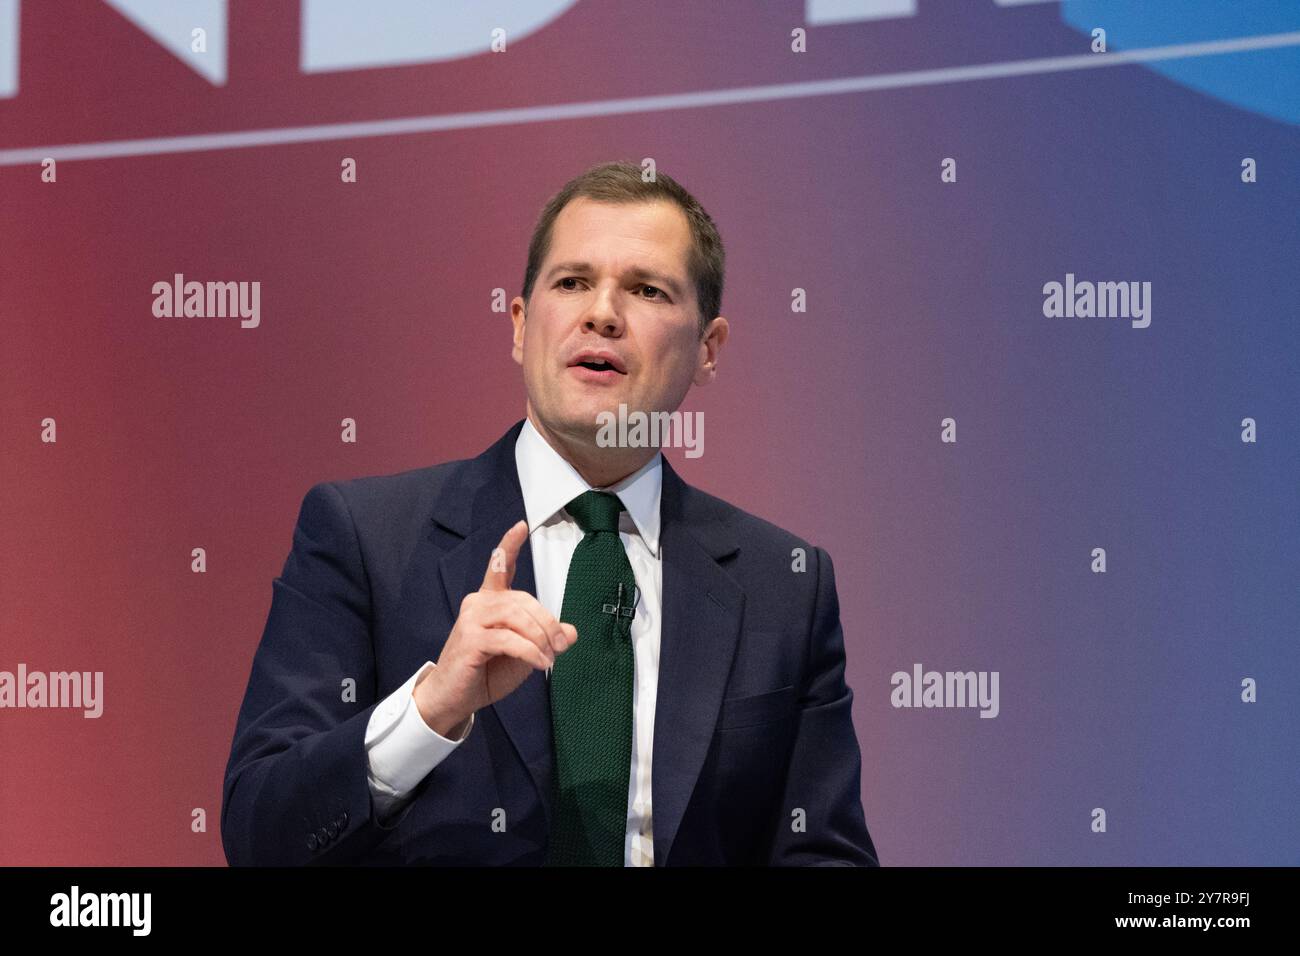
(511, 197, 725, 447)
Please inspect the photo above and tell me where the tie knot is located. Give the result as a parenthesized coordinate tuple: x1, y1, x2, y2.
(565, 490, 625, 534)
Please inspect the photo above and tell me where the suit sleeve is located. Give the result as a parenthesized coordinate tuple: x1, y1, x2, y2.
(767, 545, 880, 866)
(221, 481, 409, 866)
(366, 660, 474, 825)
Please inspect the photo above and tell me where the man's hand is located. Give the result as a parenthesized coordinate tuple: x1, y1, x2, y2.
(412, 520, 577, 737)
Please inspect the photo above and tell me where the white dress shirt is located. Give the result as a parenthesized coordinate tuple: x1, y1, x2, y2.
(364, 418, 664, 866)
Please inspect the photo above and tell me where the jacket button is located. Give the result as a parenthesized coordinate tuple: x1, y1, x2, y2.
(306, 833, 318, 851)
(316, 827, 330, 845)
(325, 822, 338, 839)
(339, 810, 349, 829)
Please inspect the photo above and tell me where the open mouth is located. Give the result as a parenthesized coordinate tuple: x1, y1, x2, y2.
(575, 359, 623, 373)
(569, 360, 625, 383)
(568, 350, 628, 377)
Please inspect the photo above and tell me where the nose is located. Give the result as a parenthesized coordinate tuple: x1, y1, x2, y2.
(581, 283, 625, 337)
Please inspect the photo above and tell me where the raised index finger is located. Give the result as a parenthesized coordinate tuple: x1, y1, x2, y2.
(481, 519, 528, 592)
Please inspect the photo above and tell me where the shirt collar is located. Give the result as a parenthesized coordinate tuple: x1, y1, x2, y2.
(514, 416, 662, 556)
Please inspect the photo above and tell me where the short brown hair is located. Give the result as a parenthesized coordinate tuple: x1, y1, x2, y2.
(521, 160, 725, 339)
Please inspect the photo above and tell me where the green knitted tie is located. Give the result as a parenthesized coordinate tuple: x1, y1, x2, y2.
(545, 490, 638, 866)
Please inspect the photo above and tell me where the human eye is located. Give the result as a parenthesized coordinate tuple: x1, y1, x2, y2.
(555, 276, 584, 291)
(638, 284, 669, 301)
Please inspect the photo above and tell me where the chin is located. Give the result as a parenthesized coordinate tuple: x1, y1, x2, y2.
(558, 395, 622, 424)
(547, 406, 605, 439)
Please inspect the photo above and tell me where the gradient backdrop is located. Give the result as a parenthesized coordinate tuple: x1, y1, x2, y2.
(2, 0, 1298, 865)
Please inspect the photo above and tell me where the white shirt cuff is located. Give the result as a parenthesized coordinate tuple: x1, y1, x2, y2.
(365, 660, 475, 801)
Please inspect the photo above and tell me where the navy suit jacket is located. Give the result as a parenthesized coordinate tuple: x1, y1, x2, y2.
(221, 418, 879, 866)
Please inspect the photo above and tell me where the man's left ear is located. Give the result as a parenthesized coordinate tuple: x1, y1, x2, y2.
(693, 316, 728, 386)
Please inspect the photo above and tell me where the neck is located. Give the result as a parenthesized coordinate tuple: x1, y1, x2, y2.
(527, 406, 656, 489)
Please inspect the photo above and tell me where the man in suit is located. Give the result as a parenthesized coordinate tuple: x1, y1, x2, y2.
(221, 161, 879, 866)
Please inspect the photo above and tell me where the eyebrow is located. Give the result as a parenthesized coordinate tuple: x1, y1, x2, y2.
(544, 261, 687, 300)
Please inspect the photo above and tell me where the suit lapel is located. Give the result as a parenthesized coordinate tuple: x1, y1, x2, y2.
(429, 419, 555, 831)
(426, 419, 744, 866)
(652, 457, 743, 865)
